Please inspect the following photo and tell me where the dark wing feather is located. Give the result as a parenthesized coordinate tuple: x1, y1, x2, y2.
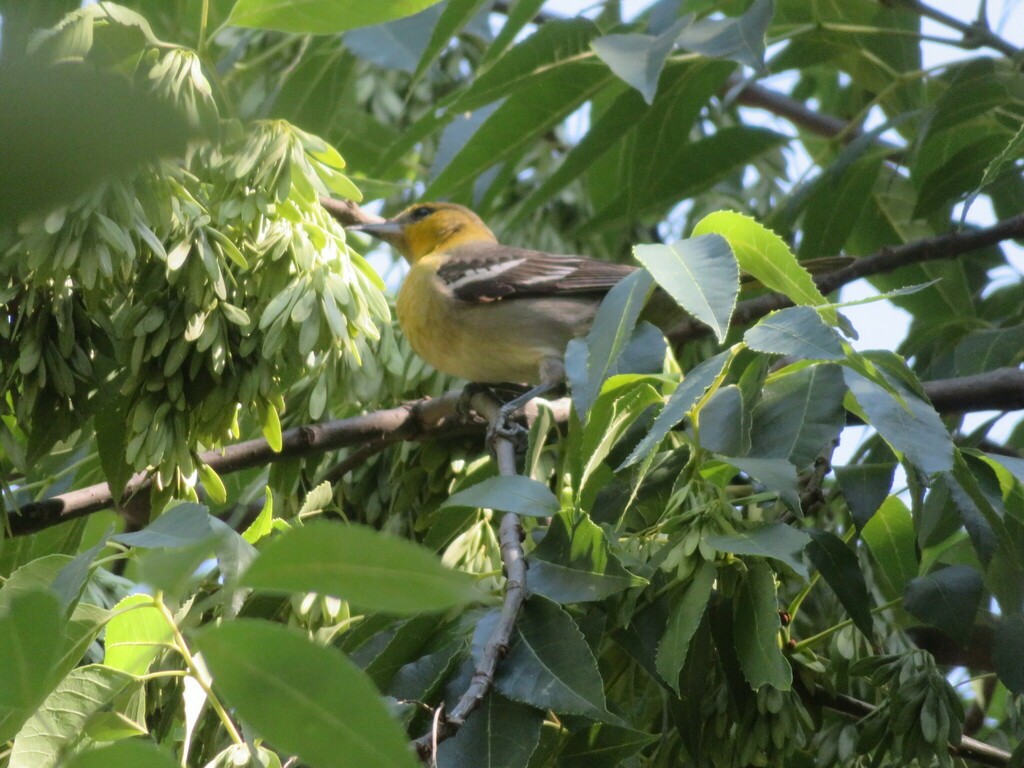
(438, 243, 636, 302)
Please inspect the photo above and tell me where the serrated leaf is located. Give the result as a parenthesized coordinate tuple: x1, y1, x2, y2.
(10, 665, 134, 768)
(692, 211, 830, 319)
(655, 560, 716, 693)
(240, 522, 479, 614)
(495, 596, 608, 718)
(196, 620, 418, 768)
(566, 270, 654, 419)
(443, 476, 560, 518)
(529, 511, 647, 603)
(806, 530, 874, 638)
(733, 560, 791, 690)
(618, 347, 735, 469)
(560, 723, 658, 768)
(843, 368, 953, 475)
(634, 234, 737, 342)
(436, 692, 543, 768)
(834, 463, 896, 530)
(744, 306, 845, 360)
(706, 523, 809, 580)
(748, 364, 846, 468)
(904, 565, 983, 648)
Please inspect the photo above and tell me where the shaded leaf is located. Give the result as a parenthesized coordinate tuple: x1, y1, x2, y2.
(111, 502, 214, 548)
(861, 496, 918, 599)
(634, 234, 738, 342)
(675, 0, 772, 75)
(495, 596, 608, 718)
(592, 17, 688, 104)
(561, 723, 658, 768)
(196, 620, 418, 768)
(529, 511, 647, 603)
(994, 615, 1024, 694)
(904, 565, 983, 648)
(834, 463, 896, 530)
(443, 476, 560, 518)
(806, 530, 874, 638)
(60, 740, 178, 768)
(706, 523, 809, 580)
(744, 306, 844, 360)
(720, 457, 800, 514)
(437, 692, 542, 768)
(240, 522, 480, 614)
(734, 560, 791, 690)
(655, 560, 716, 693)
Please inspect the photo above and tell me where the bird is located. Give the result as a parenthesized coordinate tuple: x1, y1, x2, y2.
(347, 202, 639, 438)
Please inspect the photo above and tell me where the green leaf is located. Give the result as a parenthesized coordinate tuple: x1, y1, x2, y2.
(904, 565, 983, 648)
(443, 476, 560, 518)
(565, 270, 654, 419)
(0, 61, 193, 224)
(962, 120, 1024, 222)
(733, 560, 792, 691)
(240, 522, 480, 614)
(676, 0, 772, 75)
(259, 401, 283, 453)
(560, 723, 658, 768)
(843, 368, 954, 475)
(0, 590, 64, 742)
(834, 463, 896, 529)
(861, 496, 918, 599)
(452, 18, 601, 114)
(111, 502, 214, 548)
(692, 211, 829, 317)
(748, 364, 846, 468)
(698, 386, 750, 457)
(243, 488, 275, 545)
(994, 615, 1024, 694)
(495, 596, 608, 718)
(343, 5, 443, 72)
(592, 17, 688, 104)
(94, 397, 132, 503)
(706, 523, 809, 580)
(744, 306, 845, 361)
(196, 620, 418, 768)
(436, 692, 543, 768)
(619, 347, 735, 469)
(227, 0, 444, 33)
(719, 456, 800, 514)
(655, 560, 716, 694)
(103, 594, 174, 676)
(59, 740, 178, 768)
(579, 379, 663, 493)
(806, 530, 874, 638)
(412, 0, 488, 85)
(798, 154, 884, 259)
(529, 511, 647, 603)
(481, 0, 549, 66)
(951, 324, 1024, 376)
(10, 664, 134, 768)
(634, 234, 738, 342)
(426, 61, 610, 198)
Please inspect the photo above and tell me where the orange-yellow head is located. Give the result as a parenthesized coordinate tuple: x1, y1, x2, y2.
(347, 202, 497, 262)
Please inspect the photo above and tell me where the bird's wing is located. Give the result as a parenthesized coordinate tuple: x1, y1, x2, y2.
(437, 243, 637, 302)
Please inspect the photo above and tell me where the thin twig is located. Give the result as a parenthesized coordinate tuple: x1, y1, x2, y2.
(413, 392, 528, 761)
(810, 689, 1012, 766)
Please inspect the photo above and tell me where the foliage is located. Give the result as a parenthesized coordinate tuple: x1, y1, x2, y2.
(1, 1, 1023, 767)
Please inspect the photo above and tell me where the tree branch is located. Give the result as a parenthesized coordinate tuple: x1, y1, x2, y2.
(6, 367, 1020, 537)
(413, 392, 528, 761)
(886, 0, 1021, 58)
(810, 689, 1012, 767)
(665, 212, 1024, 344)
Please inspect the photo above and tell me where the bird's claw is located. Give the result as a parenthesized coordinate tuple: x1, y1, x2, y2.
(485, 406, 529, 458)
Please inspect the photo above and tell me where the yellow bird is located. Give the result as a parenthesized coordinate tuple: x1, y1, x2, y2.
(348, 202, 638, 430)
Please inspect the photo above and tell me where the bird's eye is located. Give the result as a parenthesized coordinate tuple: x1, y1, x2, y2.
(412, 206, 433, 220)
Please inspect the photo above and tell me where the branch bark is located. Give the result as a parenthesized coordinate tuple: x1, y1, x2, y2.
(413, 392, 528, 761)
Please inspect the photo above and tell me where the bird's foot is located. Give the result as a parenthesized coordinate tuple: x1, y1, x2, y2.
(485, 402, 529, 458)
(456, 383, 492, 422)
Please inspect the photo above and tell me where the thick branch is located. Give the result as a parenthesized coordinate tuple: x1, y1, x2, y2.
(811, 690, 1012, 767)
(666, 213, 1024, 344)
(5, 368, 1020, 537)
(414, 392, 528, 760)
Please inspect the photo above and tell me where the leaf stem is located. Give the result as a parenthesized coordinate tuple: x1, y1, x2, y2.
(792, 597, 902, 652)
(153, 593, 243, 746)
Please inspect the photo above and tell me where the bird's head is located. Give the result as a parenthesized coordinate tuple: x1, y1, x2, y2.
(347, 202, 497, 262)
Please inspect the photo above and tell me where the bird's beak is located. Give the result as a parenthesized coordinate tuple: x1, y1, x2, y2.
(346, 221, 402, 238)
